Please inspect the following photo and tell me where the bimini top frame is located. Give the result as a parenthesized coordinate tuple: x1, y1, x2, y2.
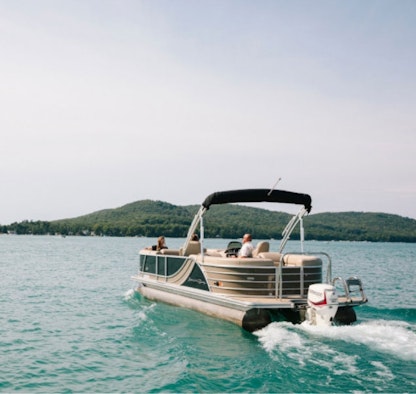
(182, 188, 312, 254)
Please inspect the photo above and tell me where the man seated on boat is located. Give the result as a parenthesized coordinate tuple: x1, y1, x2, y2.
(238, 233, 254, 258)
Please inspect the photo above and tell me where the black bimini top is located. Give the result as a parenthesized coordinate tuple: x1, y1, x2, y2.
(202, 189, 312, 212)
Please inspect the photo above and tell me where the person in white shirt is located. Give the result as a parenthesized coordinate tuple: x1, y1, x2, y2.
(239, 233, 254, 258)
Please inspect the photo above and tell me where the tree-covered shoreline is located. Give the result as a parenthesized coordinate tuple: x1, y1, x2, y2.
(2, 200, 416, 242)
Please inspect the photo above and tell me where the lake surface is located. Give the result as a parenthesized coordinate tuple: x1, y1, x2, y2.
(1, 235, 415, 393)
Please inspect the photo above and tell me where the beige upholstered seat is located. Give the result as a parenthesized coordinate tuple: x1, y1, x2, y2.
(160, 249, 180, 255)
(282, 254, 322, 267)
(180, 241, 202, 256)
(252, 241, 270, 257)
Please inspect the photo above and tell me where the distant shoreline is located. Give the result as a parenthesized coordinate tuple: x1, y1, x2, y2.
(1, 200, 416, 243)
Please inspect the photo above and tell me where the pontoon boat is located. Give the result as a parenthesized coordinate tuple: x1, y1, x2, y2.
(132, 189, 367, 332)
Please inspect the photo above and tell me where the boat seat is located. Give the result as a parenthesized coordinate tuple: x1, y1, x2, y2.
(257, 252, 322, 267)
(141, 249, 159, 255)
(252, 241, 270, 257)
(258, 252, 282, 262)
(180, 241, 202, 256)
(282, 254, 322, 267)
(160, 249, 180, 256)
(200, 255, 275, 266)
(205, 249, 223, 257)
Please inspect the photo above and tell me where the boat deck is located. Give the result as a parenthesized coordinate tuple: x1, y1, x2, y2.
(216, 295, 366, 308)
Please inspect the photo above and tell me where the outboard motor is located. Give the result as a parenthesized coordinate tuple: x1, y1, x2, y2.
(306, 284, 339, 326)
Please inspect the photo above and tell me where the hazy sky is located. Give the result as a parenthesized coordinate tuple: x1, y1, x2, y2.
(1, 0, 415, 224)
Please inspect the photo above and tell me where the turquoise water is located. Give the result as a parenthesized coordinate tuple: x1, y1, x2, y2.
(1, 235, 415, 393)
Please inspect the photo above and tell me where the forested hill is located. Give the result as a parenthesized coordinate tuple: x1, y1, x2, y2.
(2, 199, 416, 242)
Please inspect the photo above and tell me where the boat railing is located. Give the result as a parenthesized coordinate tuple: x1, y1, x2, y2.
(276, 252, 332, 300)
(332, 276, 367, 302)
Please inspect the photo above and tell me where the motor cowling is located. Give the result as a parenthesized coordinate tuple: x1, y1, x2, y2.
(306, 283, 339, 326)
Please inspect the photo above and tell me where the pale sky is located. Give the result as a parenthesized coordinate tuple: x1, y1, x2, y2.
(1, 0, 415, 225)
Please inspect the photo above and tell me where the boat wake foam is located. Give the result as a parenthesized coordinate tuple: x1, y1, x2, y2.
(255, 322, 361, 378)
(253, 320, 414, 390)
(123, 288, 135, 301)
(123, 288, 156, 321)
(135, 304, 156, 323)
(255, 319, 416, 362)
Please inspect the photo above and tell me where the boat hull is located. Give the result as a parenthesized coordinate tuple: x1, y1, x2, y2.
(133, 249, 367, 331)
(137, 284, 272, 331)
